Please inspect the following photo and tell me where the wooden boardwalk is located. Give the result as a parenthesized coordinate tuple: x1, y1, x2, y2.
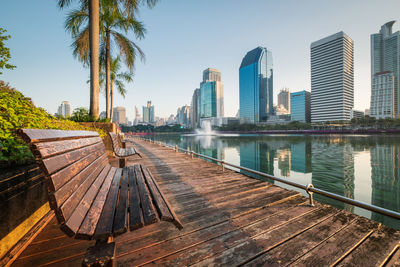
(11, 138, 400, 266)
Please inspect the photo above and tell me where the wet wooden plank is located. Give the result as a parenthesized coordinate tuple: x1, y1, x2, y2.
(117, 201, 315, 266)
(191, 206, 339, 267)
(243, 211, 359, 266)
(94, 168, 123, 239)
(20, 129, 98, 143)
(290, 216, 380, 266)
(128, 166, 144, 230)
(32, 137, 102, 158)
(77, 167, 117, 239)
(113, 167, 129, 235)
(134, 164, 158, 225)
(49, 149, 105, 192)
(56, 156, 108, 225)
(41, 142, 105, 175)
(336, 225, 400, 267)
(63, 164, 111, 236)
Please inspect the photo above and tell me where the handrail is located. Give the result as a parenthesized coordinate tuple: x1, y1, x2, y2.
(131, 136, 400, 220)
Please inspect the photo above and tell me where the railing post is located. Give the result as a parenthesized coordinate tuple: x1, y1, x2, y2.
(175, 145, 178, 153)
(221, 162, 225, 172)
(191, 151, 194, 159)
(306, 184, 315, 207)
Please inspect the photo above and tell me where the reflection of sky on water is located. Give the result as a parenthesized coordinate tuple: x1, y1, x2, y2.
(149, 134, 400, 230)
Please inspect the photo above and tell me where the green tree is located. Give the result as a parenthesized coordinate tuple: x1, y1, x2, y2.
(0, 27, 16, 74)
(99, 56, 133, 120)
(58, 0, 158, 119)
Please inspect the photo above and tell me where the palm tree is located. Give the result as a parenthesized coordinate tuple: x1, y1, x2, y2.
(99, 56, 133, 120)
(65, 0, 145, 119)
(58, 0, 158, 119)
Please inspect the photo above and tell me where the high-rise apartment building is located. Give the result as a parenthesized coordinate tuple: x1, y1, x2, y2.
(112, 106, 126, 124)
(290, 90, 311, 123)
(370, 21, 400, 119)
(142, 101, 154, 123)
(57, 101, 71, 118)
(190, 88, 200, 128)
(278, 88, 290, 113)
(239, 46, 273, 123)
(177, 105, 190, 127)
(199, 68, 224, 119)
(311, 32, 354, 122)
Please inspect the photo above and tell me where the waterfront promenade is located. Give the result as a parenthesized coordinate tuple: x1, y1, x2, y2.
(10, 138, 400, 266)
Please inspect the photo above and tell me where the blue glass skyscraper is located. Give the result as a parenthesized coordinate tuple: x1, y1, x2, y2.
(239, 47, 273, 123)
(290, 90, 311, 123)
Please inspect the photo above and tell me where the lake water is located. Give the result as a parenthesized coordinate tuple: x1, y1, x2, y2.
(146, 133, 400, 230)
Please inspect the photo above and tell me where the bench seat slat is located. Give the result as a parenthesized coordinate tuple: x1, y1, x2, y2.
(32, 137, 102, 159)
(140, 165, 173, 221)
(41, 142, 105, 175)
(76, 167, 117, 239)
(112, 167, 129, 235)
(142, 166, 183, 230)
(63, 164, 111, 236)
(128, 166, 144, 230)
(49, 149, 105, 192)
(109, 132, 138, 158)
(20, 129, 98, 143)
(51, 153, 108, 213)
(94, 168, 123, 239)
(59, 155, 109, 224)
(134, 165, 158, 225)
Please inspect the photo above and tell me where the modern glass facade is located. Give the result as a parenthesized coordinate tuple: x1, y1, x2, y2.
(239, 47, 273, 123)
(199, 68, 224, 119)
(142, 101, 154, 123)
(200, 82, 217, 118)
(370, 21, 400, 118)
(290, 90, 311, 123)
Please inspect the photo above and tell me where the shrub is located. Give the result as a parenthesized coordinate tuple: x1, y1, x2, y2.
(0, 81, 106, 167)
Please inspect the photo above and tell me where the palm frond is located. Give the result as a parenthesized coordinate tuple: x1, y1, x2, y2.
(71, 26, 90, 66)
(117, 72, 134, 83)
(114, 79, 127, 97)
(65, 9, 89, 36)
(112, 31, 145, 71)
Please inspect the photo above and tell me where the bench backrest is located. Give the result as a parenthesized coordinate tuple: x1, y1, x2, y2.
(109, 132, 121, 152)
(20, 129, 110, 231)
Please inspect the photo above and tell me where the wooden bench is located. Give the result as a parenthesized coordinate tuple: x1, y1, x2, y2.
(109, 132, 141, 168)
(20, 129, 182, 266)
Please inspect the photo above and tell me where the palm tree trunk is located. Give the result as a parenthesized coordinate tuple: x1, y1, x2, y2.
(105, 30, 111, 119)
(110, 82, 114, 122)
(89, 0, 99, 119)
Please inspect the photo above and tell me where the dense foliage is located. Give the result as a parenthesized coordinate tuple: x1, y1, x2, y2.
(0, 27, 16, 74)
(0, 81, 106, 167)
(69, 107, 110, 122)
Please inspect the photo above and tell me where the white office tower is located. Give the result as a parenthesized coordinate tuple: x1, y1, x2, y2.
(57, 101, 72, 118)
(310, 32, 354, 122)
(370, 21, 400, 119)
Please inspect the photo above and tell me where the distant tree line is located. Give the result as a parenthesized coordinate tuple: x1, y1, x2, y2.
(120, 124, 190, 133)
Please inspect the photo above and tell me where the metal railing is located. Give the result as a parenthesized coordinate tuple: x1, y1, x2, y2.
(132, 136, 400, 221)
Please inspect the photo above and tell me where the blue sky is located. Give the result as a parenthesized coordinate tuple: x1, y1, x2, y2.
(2, 0, 400, 120)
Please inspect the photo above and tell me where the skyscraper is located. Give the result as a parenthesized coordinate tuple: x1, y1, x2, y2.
(239, 46, 273, 123)
(199, 68, 224, 119)
(278, 88, 290, 113)
(57, 101, 71, 118)
(112, 106, 126, 124)
(370, 21, 400, 119)
(311, 32, 354, 122)
(142, 101, 154, 123)
(190, 88, 200, 128)
(291, 90, 311, 123)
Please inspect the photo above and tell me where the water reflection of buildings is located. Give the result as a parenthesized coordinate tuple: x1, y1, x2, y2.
(277, 149, 291, 177)
(311, 142, 355, 211)
(370, 144, 400, 228)
(239, 141, 275, 182)
(291, 142, 312, 173)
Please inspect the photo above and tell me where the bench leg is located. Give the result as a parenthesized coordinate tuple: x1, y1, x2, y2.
(119, 158, 126, 168)
(82, 239, 115, 267)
